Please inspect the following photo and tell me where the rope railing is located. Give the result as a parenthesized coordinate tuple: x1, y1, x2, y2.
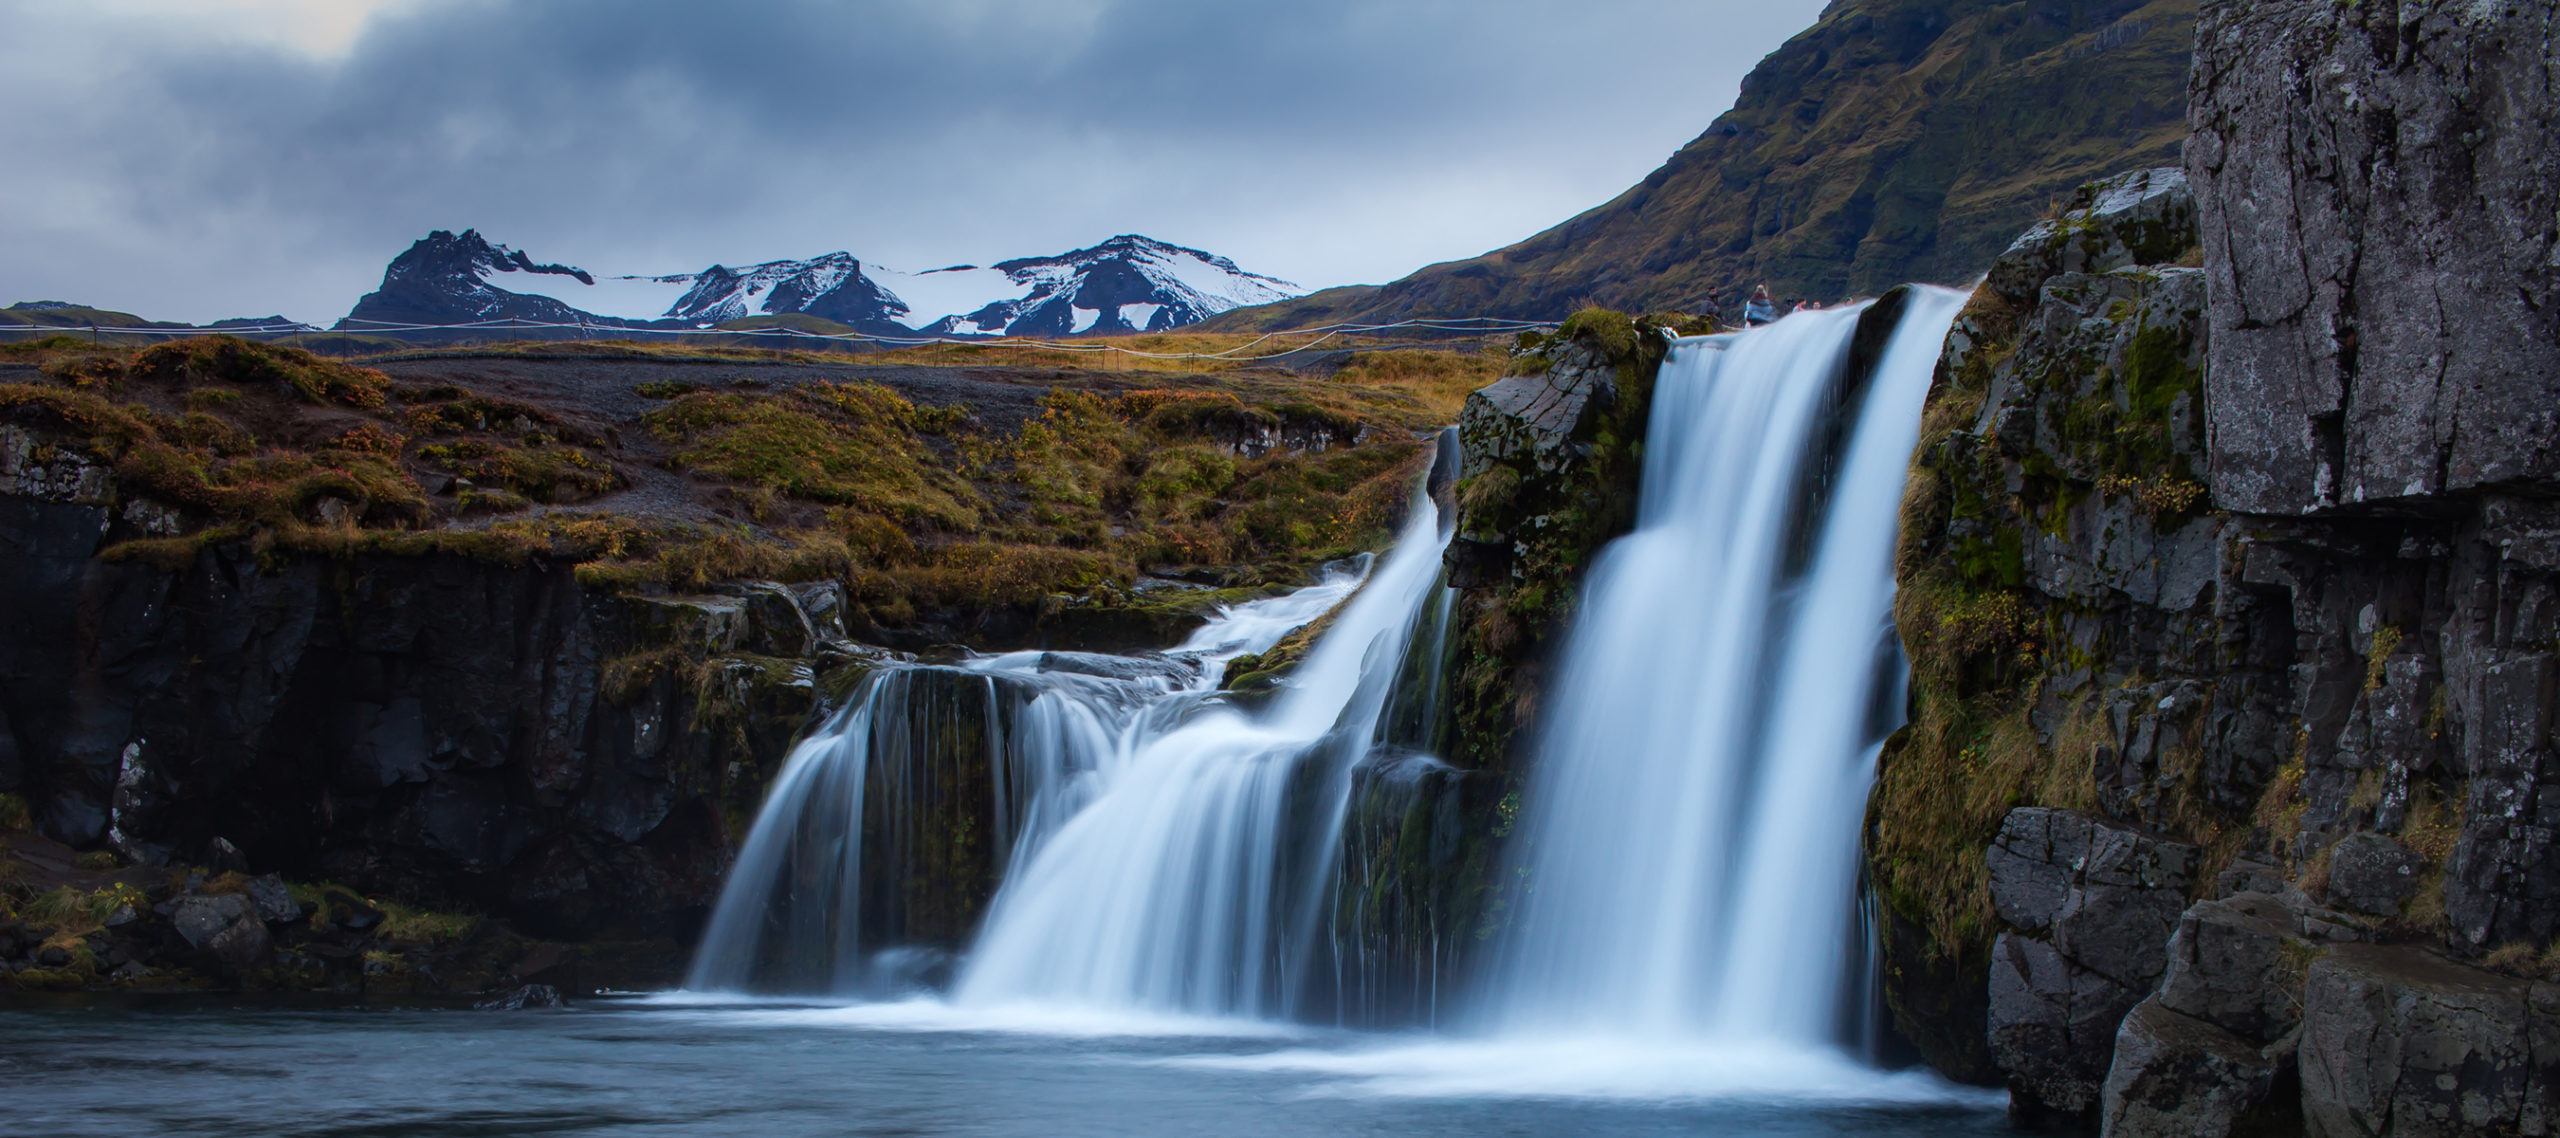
(0, 314, 1558, 363)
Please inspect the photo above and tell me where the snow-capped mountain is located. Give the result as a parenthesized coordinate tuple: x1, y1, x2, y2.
(333, 230, 1301, 337)
(340, 230, 615, 328)
(900, 236, 1301, 337)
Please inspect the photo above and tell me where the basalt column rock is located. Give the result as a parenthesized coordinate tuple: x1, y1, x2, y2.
(1983, 807, 2197, 1125)
(2190, 0, 2560, 517)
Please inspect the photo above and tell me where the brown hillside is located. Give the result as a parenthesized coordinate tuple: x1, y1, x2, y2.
(1216, 0, 2193, 328)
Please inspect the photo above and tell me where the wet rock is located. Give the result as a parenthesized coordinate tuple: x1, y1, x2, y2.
(629, 593, 750, 656)
(2298, 944, 2559, 1137)
(728, 582, 816, 659)
(2327, 833, 2423, 919)
(2099, 998, 2288, 1138)
(474, 983, 566, 1011)
(790, 580, 852, 645)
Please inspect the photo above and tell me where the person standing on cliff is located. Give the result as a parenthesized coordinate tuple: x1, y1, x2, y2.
(1744, 284, 1777, 327)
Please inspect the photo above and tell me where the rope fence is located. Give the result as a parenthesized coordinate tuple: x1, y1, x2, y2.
(0, 314, 1558, 364)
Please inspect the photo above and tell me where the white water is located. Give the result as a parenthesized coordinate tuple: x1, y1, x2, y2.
(1483, 288, 1969, 1048)
(953, 486, 1451, 1016)
(685, 560, 1370, 994)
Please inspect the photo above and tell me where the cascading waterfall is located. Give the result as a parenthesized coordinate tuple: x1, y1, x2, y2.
(686, 564, 1371, 994)
(690, 434, 1458, 1010)
(1481, 287, 1967, 1049)
(953, 479, 1453, 1016)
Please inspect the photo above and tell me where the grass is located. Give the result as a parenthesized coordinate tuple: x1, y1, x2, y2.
(11, 331, 1461, 639)
(647, 382, 983, 528)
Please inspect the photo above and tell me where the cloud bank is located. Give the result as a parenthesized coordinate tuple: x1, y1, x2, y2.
(0, 0, 1824, 324)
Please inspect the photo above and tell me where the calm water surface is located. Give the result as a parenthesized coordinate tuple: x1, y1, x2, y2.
(1, 995, 2013, 1137)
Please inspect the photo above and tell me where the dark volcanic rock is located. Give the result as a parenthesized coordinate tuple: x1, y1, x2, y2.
(1984, 808, 2197, 1122)
(2190, 0, 2560, 516)
(2099, 998, 2288, 1138)
(2299, 944, 2560, 1138)
(1880, 0, 2560, 1103)
(172, 893, 270, 974)
(2327, 832, 2424, 919)
(0, 482, 828, 940)
(1454, 340, 1620, 483)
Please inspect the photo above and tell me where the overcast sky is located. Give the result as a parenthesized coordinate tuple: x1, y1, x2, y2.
(0, 0, 1825, 325)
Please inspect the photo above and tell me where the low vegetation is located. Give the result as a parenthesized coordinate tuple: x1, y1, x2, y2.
(4, 332, 1503, 634)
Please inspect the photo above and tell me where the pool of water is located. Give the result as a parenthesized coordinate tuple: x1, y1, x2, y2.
(1, 995, 2013, 1137)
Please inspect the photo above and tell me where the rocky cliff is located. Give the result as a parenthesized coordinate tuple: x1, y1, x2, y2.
(1874, 0, 2560, 1131)
(1, 438, 847, 943)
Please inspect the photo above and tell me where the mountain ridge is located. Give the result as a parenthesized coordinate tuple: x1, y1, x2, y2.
(334, 229, 1300, 338)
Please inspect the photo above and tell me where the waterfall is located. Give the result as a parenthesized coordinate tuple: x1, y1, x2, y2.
(689, 438, 1457, 1009)
(952, 483, 1453, 1017)
(686, 564, 1371, 994)
(1482, 288, 1967, 1047)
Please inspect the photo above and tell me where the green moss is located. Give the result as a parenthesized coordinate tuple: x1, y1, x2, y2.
(1557, 308, 1641, 364)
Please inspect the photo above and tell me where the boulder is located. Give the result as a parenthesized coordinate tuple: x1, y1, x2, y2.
(728, 582, 816, 659)
(170, 894, 254, 950)
(1987, 808, 2197, 988)
(2298, 944, 2560, 1137)
(2327, 833, 2423, 919)
(171, 893, 270, 974)
(1984, 168, 2197, 307)
(1455, 340, 1617, 481)
(205, 836, 248, 873)
(2100, 998, 2289, 1138)
(244, 874, 301, 925)
(2157, 891, 2361, 1046)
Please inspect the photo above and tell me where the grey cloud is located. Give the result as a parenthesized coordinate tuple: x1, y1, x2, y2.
(0, 0, 1824, 324)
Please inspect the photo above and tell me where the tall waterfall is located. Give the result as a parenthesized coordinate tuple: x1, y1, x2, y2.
(1483, 288, 1967, 1046)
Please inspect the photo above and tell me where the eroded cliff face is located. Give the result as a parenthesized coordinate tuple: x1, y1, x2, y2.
(0, 440, 846, 945)
(1876, 1, 2560, 1130)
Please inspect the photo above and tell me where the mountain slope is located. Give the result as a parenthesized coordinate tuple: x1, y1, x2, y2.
(1212, 0, 2194, 328)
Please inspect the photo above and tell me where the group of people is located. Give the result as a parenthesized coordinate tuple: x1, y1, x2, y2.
(1739, 283, 1833, 327)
